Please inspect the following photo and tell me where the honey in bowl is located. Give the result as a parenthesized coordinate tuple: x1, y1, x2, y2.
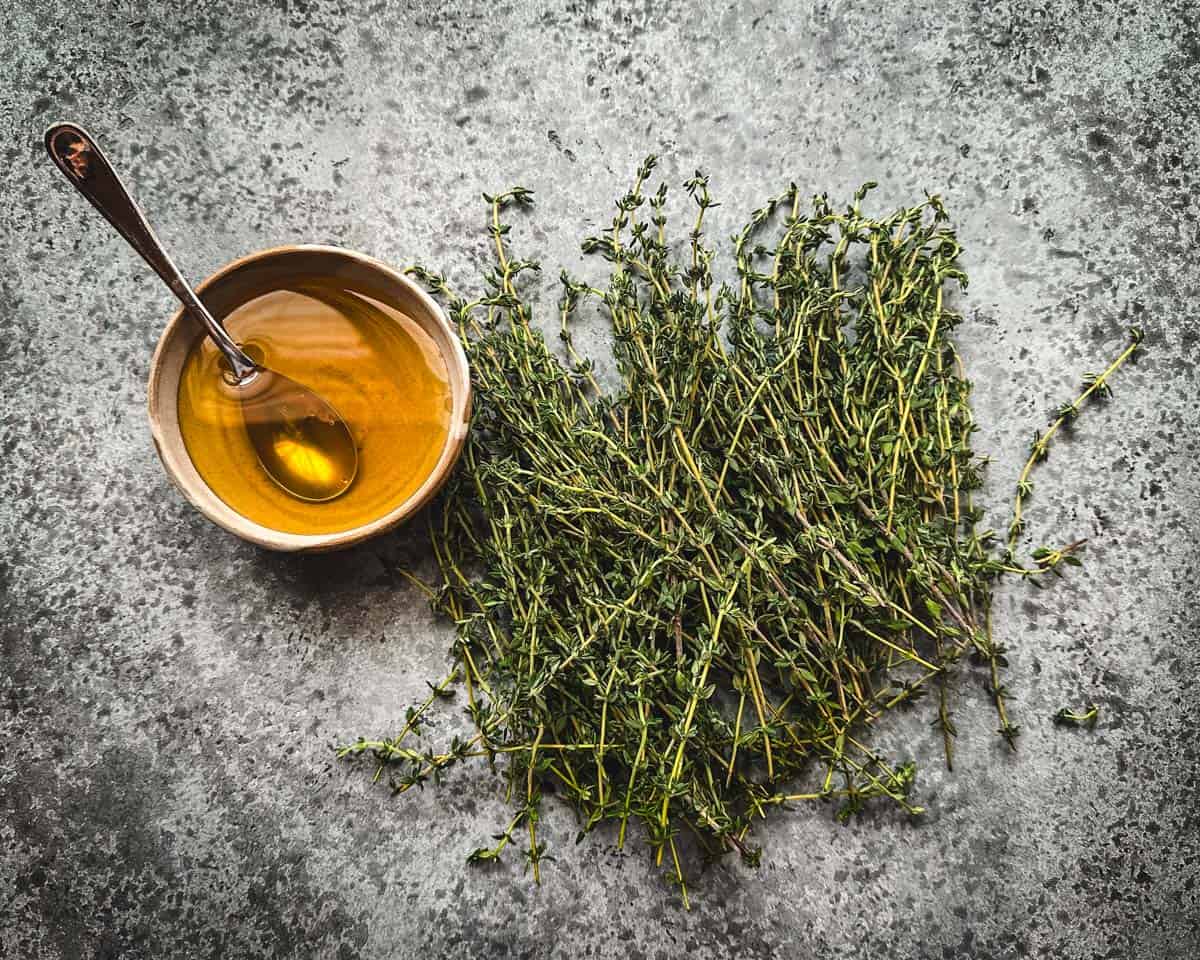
(177, 277, 452, 535)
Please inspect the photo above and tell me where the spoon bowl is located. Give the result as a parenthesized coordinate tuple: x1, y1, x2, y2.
(230, 366, 359, 502)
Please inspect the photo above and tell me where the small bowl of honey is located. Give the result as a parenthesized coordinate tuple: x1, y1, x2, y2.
(147, 245, 471, 552)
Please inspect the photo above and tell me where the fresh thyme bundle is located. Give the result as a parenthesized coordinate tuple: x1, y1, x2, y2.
(341, 158, 1141, 903)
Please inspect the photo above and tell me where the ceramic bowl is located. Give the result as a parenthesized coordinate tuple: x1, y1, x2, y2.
(147, 245, 471, 552)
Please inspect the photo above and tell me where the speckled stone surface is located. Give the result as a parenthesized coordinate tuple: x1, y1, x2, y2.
(2, 1, 1198, 957)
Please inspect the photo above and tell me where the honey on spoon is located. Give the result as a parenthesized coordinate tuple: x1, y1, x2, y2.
(44, 122, 358, 503)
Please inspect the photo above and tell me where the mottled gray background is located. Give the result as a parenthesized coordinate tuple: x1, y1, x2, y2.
(2, 1, 1198, 957)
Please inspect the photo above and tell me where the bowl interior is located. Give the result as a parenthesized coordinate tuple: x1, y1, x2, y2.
(147, 245, 471, 552)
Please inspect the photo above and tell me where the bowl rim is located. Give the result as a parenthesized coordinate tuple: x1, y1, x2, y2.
(147, 243, 472, 553)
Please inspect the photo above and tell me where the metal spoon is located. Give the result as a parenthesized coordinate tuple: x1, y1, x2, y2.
(44, 121, 358, 503)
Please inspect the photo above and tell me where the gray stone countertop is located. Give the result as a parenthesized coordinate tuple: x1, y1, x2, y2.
(1, 1, 1197, 957)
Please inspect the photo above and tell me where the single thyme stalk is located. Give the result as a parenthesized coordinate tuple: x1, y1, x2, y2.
(1008, 327, 1144, 553)
(339, 158, 1143, 903)
(1054, 703, 1100, 729)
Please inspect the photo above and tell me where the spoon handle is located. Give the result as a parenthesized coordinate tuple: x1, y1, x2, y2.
(44, 121, 256, 380)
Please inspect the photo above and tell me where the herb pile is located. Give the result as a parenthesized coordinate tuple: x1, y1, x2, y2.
(341, 158, 1141, 904)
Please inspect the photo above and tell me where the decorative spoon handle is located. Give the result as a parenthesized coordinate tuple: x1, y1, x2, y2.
(44, 121, 256, 381)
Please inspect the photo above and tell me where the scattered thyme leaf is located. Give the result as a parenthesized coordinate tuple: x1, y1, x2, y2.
(1053, 703, 1100, 729)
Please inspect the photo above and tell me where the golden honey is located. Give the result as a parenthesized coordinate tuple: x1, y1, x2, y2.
(177, 279, 451, 535)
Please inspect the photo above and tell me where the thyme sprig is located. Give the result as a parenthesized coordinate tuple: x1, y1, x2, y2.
(1053, 703, 1100, 729)
(341, 159, 1141, 902)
